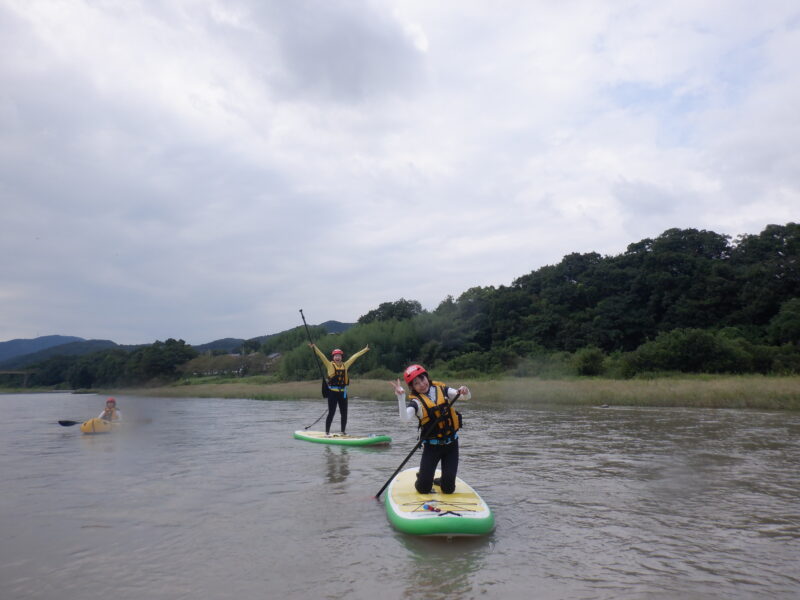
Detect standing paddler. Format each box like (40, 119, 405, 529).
(309, 343, 370, 436)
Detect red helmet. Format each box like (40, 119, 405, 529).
(331, 349, 343, 356)
(403, 364, 428, 384)
(106, 398, 116, 405)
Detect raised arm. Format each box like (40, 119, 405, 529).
(344, 344, 370, 368)
(309, 343, 334, 375)
(389, 379, 417, 422)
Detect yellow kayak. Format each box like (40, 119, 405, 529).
(79, 418, 121, 434)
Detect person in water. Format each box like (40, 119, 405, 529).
(98, 397, 122, 422)
(310, 343, 370, 436)
(390, 364, 470, 494)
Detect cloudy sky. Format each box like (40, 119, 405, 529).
(1, 0, 798, 346)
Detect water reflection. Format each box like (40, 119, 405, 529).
(325, 446, 350, 483)
(320, 442, 392, 485)
(400, 534, 494, 600)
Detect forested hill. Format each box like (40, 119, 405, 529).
(278, 223, 800, 379)
(490, 223, 799, 353)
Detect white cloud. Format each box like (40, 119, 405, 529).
(1, 0, 798, 344)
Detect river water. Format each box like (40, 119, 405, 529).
(1, 392, 799, 600)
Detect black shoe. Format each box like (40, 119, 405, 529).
(433, 478, 442, 487)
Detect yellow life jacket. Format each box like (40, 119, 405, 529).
(410, 381, 462, 440)
(328, 363, 348, 388)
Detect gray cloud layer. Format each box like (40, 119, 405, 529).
(1, 0, 798, 344)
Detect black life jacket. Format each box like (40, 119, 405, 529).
(409, 381, 462, 441)
(328, 363, 348, 387)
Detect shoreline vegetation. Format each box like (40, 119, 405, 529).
(89, 375, 800, 410)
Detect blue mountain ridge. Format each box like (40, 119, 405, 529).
(0, 321, 353, 369)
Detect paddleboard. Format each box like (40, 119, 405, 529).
(79, 418, 120, 434)
(293, 430, 391, 446)
(384, 467, 495, 537)
(294, 429, 392, 446)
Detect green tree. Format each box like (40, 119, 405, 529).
(261, 326, 326, 355)
(729, 223, 800, 325)
(125, 339, 198, 382)
(573, 347, 606, 376)
(30, 355, 77, 387)
(358, 299, 424, 324)
(768, 298, 800, 345)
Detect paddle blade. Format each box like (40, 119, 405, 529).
(58, 420, 81, 426)
(321, 379, 329, 398)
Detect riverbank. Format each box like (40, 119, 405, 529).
(101, 375, 800, 410)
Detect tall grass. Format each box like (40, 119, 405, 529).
(107, 375, 800, 410)
(464, 376, 800, 409)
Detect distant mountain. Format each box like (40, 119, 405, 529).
(0, 335, 84, 363)
(192, 338, 246, 353)
(320, 320, 355, 334)
(192, 322, 354, 353)
(0, 321, 356, 368)
(0, 339, 133, 369)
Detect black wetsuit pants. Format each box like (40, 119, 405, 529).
(325, 389, 347, 434)
(416, 438, 459, 494)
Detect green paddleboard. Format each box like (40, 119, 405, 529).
(385, 467, 495, 537)
(293, 430, 391, 446)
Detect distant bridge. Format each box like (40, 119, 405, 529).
(0, 370, 38, 387)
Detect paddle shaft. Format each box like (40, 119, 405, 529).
(59, 419, 115, 427)
(299, 309, 328, 383)
(374, 392, 461, 500)
(58, 418, 149, 427)
(299, 309, 330, 427)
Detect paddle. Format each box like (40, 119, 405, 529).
(299, 308, 329, 429)
(374, 392, 461, 500)
(58, 418, 151, 427)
